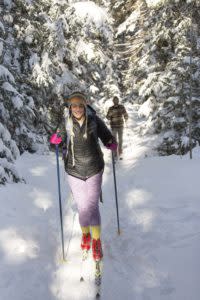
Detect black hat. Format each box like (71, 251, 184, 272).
(113, 96, 119, 101)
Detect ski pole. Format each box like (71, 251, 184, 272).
(55, 144, 66, 261)
(111, 151, 121, 235)
(100, 189, 103, 203)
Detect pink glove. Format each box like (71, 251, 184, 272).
(106, 143, 118, 151)
(50, 133, 62, 145)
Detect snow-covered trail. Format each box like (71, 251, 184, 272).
(1, 105, 200, 300)
(0, 154, 57, 300)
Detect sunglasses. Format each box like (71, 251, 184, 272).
(70, 103, 85, 109)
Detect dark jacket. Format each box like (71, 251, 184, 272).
(106, 104, 128, 128)
(64, 114, 113, 180)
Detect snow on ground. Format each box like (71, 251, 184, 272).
(1, 105, 200, 300)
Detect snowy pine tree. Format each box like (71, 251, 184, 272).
(113, 0, 200, 155)
(0, 0, 49, 184)
(1, 0, 200, 184)
(0, 0, 119, 184)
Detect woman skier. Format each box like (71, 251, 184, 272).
(51, 92, 117, 261)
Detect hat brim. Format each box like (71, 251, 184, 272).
(65, 92, 86, 102)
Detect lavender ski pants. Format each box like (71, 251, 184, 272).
(67, 171, 103, 227)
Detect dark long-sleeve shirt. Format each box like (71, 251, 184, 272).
(106, 104, 128, 128)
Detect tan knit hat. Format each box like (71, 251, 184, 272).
(64, 91, 87, 106)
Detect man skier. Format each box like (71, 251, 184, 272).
(106, 96, 128, 159)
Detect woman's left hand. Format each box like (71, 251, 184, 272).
(106, 142, 118, 151)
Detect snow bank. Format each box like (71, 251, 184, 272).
(72, 1, 109, 28)
(146, 0, 165, 7)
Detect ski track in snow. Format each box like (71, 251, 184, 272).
(1, 105, 200, 300)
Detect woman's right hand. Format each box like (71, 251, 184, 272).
(50, 133, 62, 145)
